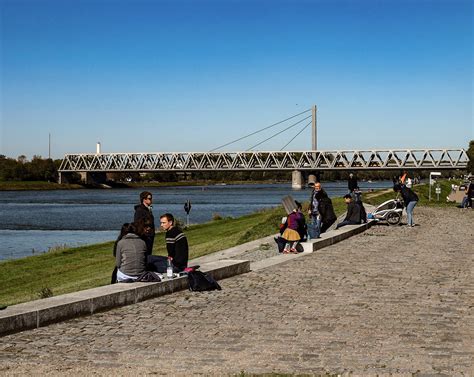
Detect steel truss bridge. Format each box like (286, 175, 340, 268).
(59, 148, 468, 173)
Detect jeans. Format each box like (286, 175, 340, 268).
(307, 216, 321, 239)
(406, 201, 417, 226)
(336, 220, 359, 229)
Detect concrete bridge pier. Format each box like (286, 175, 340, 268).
(307, 174, 317, 186)
(292, 170, 303, 189)
(60, 172, 108, 185)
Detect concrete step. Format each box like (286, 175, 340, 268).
(0, 259, 250, 336)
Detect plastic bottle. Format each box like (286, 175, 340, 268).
(166, 257, 174, 279)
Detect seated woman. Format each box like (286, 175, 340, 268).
(115, 223, 148, 282)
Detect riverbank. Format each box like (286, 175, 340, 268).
(0, 181, 84, 191)
(0, 179, 289, 191)
(0, 198, 345, 306)
(0, 183, 461, 307)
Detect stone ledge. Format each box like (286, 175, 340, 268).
(0, 259, 250, 337)
(301, 220, 375, 253)
(252, 220, 375, 271)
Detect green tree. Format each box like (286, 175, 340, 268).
(467, 140, 474, 174)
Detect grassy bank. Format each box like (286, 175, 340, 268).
(0, 199, 346, 306)
(0, 181, 83, 191)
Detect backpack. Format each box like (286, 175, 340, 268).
(187, 270, 222, 292)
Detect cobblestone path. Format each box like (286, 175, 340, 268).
(1, 207, 473, 376)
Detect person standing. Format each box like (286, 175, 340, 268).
(348, 173, 358, 194)
(134, 191, 155, 255)
(307, 182, 322, 239)
(308, 182, 337, 237)
(394, 183, 419, 227)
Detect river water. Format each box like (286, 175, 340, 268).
(0, 181, 392, 261)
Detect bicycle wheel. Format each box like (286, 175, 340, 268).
(386, 211, 401, 225)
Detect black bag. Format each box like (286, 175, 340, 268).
(136, 271, 162, 282)
(187, 270, 222, 292)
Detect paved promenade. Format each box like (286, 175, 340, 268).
(1, 207, 473, 376)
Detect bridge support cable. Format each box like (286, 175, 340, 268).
(247, 115, 312, 151)
(209, 108, 311, 152)
(280, 120, 312, 151)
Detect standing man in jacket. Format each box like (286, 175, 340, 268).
(134, 191, 155, 255)
(308, 182, 337, 236)
(348, 173, 358, 195)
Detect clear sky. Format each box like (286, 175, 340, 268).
(1, 0, 472, 159)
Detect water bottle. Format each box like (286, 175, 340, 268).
(166, 257, 174, 279)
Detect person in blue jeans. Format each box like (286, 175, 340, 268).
(393, 183, 419, 227)
(308, 182, 336, 238)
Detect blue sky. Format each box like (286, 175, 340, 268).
(1, 0, 472, 159)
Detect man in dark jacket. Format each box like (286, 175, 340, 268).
(348, 173, 358, 194)
(336, 194, 362, 229)
(309, 182, 337, 234)
(394, 183, 419, 227)
(134, 191, 155, 254)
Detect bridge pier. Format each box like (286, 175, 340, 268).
(307, 174, 317, 186)
(292, 170, 303, 190)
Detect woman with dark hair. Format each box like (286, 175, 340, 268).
(110, 223, 132, 283)
(115, 223, 148, 282)
(134, 191, 155, 254)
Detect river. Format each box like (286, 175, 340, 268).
(0, 181, 393, 261)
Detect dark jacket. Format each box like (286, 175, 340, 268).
(165, 226, 189, 271)
(467, 182, 474, 198)
(344, 202, 361, 223)
(348, 176, 358, 192)
(134, 204, 155, 235)
(314, 189, 337, 233)
(134, 204, 155, 254)
(400, 186, 419, 207)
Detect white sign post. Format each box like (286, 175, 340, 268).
(435, 186, 441, 201)
(429, 172, 441, 201)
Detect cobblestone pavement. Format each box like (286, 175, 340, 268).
(1, 207, 473, 376)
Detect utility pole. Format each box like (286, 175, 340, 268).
(311, 105, 317, 151)
(48, 133, 51, 159)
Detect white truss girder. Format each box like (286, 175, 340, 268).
(58, 149, 469, 172)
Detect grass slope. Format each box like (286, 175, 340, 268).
(0, 199, 346, 306)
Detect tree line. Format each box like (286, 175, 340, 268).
(0, 155, 60, 182)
